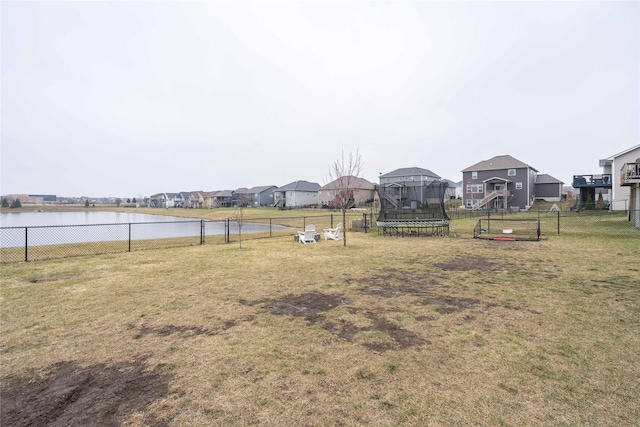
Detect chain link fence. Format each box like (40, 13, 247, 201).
(0, 213, 366, 263)
(2, 210, 637, 263)
(458, 209, 640, 239)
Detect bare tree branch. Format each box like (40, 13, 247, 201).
(326, 148, 364, 247)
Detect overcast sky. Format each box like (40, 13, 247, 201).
(1, 1, 638, 198)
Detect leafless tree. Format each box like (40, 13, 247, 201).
(326, 148, 364, 247)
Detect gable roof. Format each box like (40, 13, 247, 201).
(277, 180, 320, 191)
(319, 176, 375, 191)
(212, 190, 233, 198)
(461, 155, 538, 172)
(600, 144, 640, 165)
(233, 187, 252, 194)
(535, 174, 564, 184)
(249, 185, 277, 193)
(380, 167, 440, 179)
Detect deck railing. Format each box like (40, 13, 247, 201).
(572, 174, 613, 187)
(620, 162, 640, 184)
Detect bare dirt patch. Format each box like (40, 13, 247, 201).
(433, 256, 496, 271)
(132, 324, 217, 339)
(1, 358, 172, 427)
(323, 312, 426, 352)
(361, 281, 446, 298)
(422, 296, 480, 314)
(263, 292, 352, 324)
(263, 292, 425, 352)
(358, 270, 447, 298)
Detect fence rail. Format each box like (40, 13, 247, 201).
(1, 210, 637, 263)
(0, 213, 370, 263)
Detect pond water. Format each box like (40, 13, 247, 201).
(0, 211, 288, 248)
(0, 211, 187, 227)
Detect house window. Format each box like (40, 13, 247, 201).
(515, 182, 523, 190)
(471, 171, 478, 179)
(467, 184, 483, 193)
(508, 169, 516, 176)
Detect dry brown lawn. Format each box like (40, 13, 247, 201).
(1, 227, 638, 426)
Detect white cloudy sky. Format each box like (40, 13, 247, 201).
(1, 0, 638, 198)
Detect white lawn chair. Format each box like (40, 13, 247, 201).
(323, 222, 342, 241)
(298, 225, 317, 244)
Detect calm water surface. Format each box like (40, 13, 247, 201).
(0, 211, 188, 227)
(0, 211, 288, 248)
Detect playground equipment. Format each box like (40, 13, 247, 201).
(375, 180, 450, 237)
(474, 218, 541, 241)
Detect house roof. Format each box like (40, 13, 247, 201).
(600, 144, 640, 165)
(461, 155, 538, 172)
(233, 187, 252, 194)
(535, 174, 564, 184)
(319, 176, 375, 191)
(277, 180, 320, 191)
(249, 185, 277, 193)
(212, 190, 234, 198)
(380, 167, 441, 179)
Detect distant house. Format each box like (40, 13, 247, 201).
(249, 185, 278, 207)
(212, 190, 234, 208)
(188, 191, 216, 208)
(232, 188, 253, 207)
(599, 145, 640, 211)
(231, 186, 277, 207)
(379, 167, 441, 185)
(187, 192, 201, 208)
(375, 167, 450, 236)
(273, 180, 320, 208)
(534, 174, 564, 202)
(442, 180, 461, 200)
(318, 176, 376, 208)
(461, 155, 540, 210)
(376, 167, 449, 211)
(149, 192, 184, 208)
(179, 192, 194, 207)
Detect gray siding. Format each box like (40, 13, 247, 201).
(462, 167, 534, 209)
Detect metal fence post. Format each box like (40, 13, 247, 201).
(201, 220, 205, 245)
(269, 218, 272, 238)
(128, 223, 132, 252)
(25, 227, 28, 262)
(225, 218, 230, 243)
(558, 210, 561, 235)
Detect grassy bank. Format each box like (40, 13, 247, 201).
(1, 223, 638, 426)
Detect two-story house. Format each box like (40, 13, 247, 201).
(273, 180, 320, 208)
(318, 176, 376, 208)
(599, 145, 640, 212)
(461, 155, 538, 211)
(375, 167, 450, 235)
(149, 192, 185, 208)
